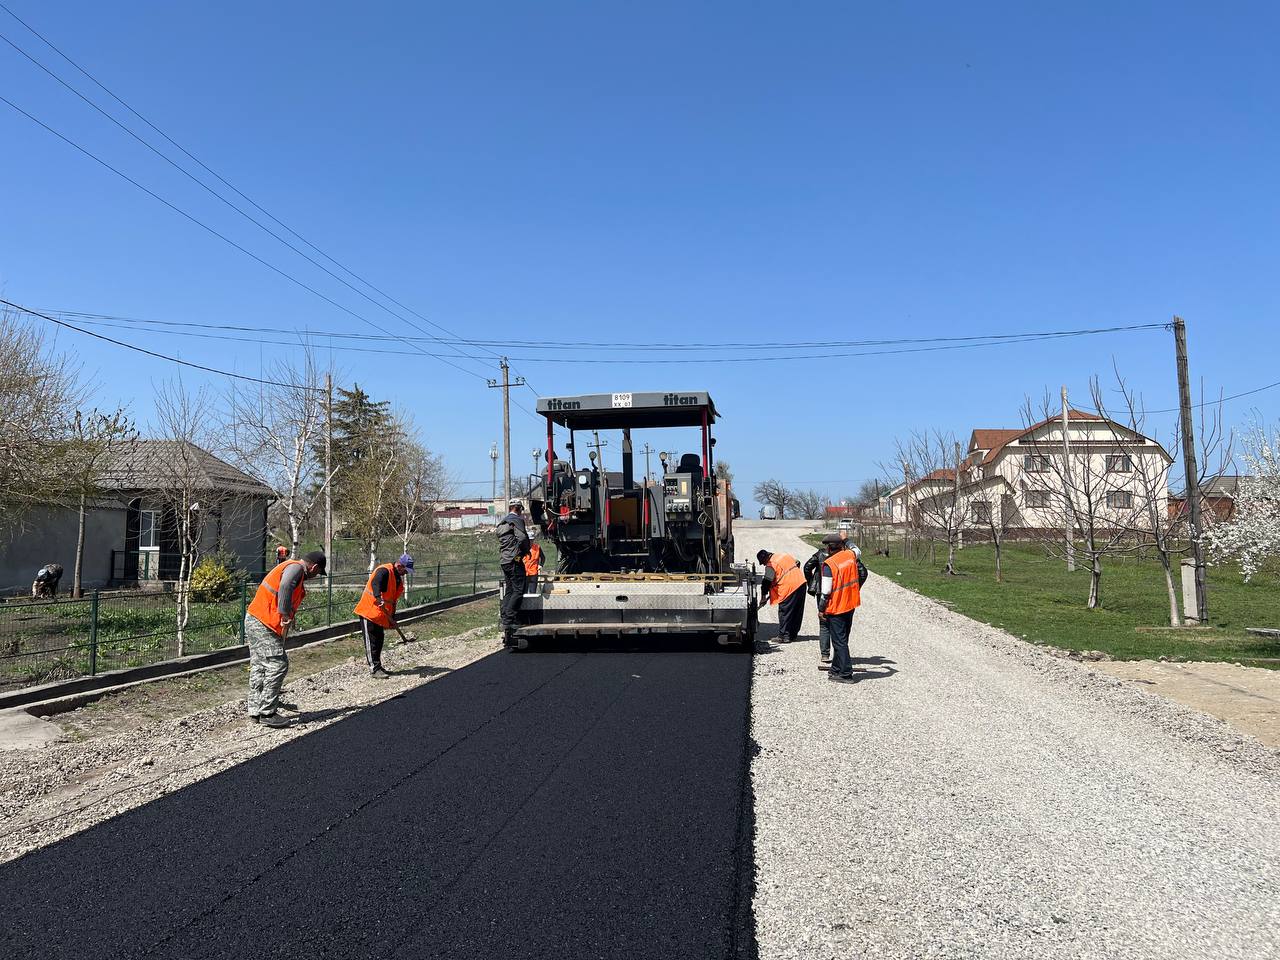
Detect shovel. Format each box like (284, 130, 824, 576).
(389, 617, 417, 644)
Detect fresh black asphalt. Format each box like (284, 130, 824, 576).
(0, 644, 757, 959)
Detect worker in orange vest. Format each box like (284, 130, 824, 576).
(817, 533, 862, 683)
(245, 550, 326, 726)
(756, 549, 806, 643)
(353, 553, 414, 678)
(275, 544, 289, 564)
(523, 541, 543, 589)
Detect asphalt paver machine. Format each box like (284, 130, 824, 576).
(511, 390, 758, 649)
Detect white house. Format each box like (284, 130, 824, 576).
(912, 411, 1172, 535)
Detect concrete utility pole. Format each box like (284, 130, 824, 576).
(324, 372, 334, 597)
(489, 442, 498, 503)
(588, 430, 608, 469)
(1062, 385, 1076, 573)
(532, 447, 541, 485)
(1173, 316, 1209, 623)
(953, 440, 963, 556)
(487, 358, 525, 510)
(902, 460, 911, 559)
(641, 442, 654, 483)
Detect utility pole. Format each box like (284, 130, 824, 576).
(902, 460, 911, 559)
(641, 442, 654, 483)
(324, 372, 333, 603)
(532, 447, 541, 484)
(1174, 316, 1208, 623)
(952, 440, 963, 559)
(487, 357, 525, 510)
(588, 430, 609, 469)
(489, 442, 498, 503)
(1062, 385, 1076, 573)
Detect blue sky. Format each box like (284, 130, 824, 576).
(2, 1, 1276, 508)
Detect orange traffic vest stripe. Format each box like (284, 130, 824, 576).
(354, 562, 404, 628)
(823, 550, 861, 615)
(247, 559, 307, 637)
(523, 544, 542, 576)
(766, 553, 805, 605)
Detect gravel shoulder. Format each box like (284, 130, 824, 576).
(738, 521, 1280, 960)
(0, 605, 503, 865)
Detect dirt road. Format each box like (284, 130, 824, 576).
(740, 520, 1279, 960)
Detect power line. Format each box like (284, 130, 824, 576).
(0, 7, 495, 378)
(1, 298, 317, 389)
(37, 311, 1171, 353)
(0, 92, 495, 384)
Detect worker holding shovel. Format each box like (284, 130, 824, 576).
(245, 550, 327, 727)
(354, 553, 414, 678)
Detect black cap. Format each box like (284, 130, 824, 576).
(302, 550, 327, 573)
(821, 533, 842, 545)
(756, 550, 771, 563)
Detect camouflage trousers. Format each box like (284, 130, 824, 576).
(245, 615, 289, 717)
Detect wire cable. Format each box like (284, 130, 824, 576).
(0, 298, 319, 389)
(0, 92, 493, 383)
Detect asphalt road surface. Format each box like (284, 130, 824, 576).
(0, 646, 756, 959)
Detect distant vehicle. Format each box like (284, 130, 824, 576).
(838, 518, 854, 532)
(758, 505, 779, 520)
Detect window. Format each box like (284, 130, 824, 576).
(1023, 455, 1050, 473)
(139, 509, 158, 549)
(1106, 455, 1133, 473)
(1107, 491, 1133, 509)
(1025, 490, 1050, 508)
(971, 502, 991, 523)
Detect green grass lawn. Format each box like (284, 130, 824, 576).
(804, 535, 1280, 666)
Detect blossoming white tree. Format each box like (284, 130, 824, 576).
(1207, 421, 1280, 581)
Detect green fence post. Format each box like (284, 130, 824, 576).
(473, 560, 478, 594)
(238, 579, 249, 643)
(436, 562, 442, 601)
(88, 590, 100, 676)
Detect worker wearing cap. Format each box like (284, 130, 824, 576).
(817, 533, 862, 683)
(496, 501, 531, 644)
(275, 544, 289, 564)
(31, 562, 64, 599)
(353, 553, 413, 677)
(756, 549, 806, 643)
(245, 550, 326, 727)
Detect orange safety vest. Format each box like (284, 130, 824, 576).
(247, 559, 308, 637)
(523, 543, 542, 577)
(822, 550, 861, 616)
(353, 562, 404, 628)
(766, 552, 805, 605)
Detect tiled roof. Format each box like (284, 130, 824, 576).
(100, 440, 272, 497)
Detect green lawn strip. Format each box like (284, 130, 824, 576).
(58, 598, 500, 740)
(802, 534, 1280, 666)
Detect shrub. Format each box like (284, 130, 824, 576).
(189, 557, 238, 603)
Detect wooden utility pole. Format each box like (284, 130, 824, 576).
(487, 358, 525, 510)
(1173, 316, 1208, 622)
(1062, 385, 1075, 572)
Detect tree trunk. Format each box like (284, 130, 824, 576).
(290, 516, 301, 559)
(1087, 554, 1102, 609)
(74, 491, 87, 598)
(1159, 552, 1180, 627)
(176, 549, 189, 657)
(993, 538, 1003, 583)
(367, 536, 377, 573)
(945, 536, 957, 574)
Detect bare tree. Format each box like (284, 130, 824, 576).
(961, 479, 1015, 582)
(1019, 381, 1152, 609)
(850, 479, 882, 508)
(790, 488, 825, 520)
(0, 308, 85, 537)
(341, 416, 408, 572)
(1207, 417, 1280, 581)
(896, 430, 964, 573)
(64, 408, 137, 597)
(714, 460, 734, 485)
(153, 379, 228, 656)
(225, 352, 330, 559)
(753, 478, 792, 519)
(1109, 369, 1230, 625)
(395, 431, 449, 554)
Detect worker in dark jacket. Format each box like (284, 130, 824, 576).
(496, 502, 531, 643)
(32, 563, 64, 599)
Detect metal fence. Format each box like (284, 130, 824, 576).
(0, 561, 502, 693)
